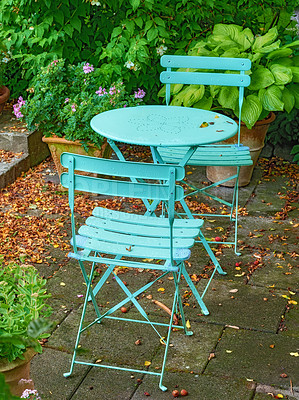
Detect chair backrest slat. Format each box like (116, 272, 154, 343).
(160, 71, 250, 87)
(60, 173, 184, 201)
(61, 152, 185, 181)
(160, 55, 251, 146)
(161, 55, 251, 71)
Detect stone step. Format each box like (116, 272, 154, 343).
(0, 108, 50, 189)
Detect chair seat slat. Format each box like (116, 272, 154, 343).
(79, 225, 195, 248)
(92, 207, 204, 228)
(73, 235, 191, 260)
(86, 216, 200, 238)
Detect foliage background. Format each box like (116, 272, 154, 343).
(0, 0, 298, 99)
(0, 0, 298, 145)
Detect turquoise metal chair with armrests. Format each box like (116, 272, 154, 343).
(158, 55, 252, 255)
(61, 152, 210, 392)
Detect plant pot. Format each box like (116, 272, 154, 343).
(0, 348, 36, 396)
(42, 136, 112, 177)
(206, 112, 276, 187)
(0, 86, 10, 114)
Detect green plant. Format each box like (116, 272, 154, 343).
(1, 0, 298, 100)
(291, 144, 299, 164)
(13, 59, 145, 150)
(0, 261, 52, 363)
(159, 24, 299, 128)
(0, 42, 10, 87)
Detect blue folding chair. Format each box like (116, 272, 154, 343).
(61, 152, 213, 391)
(158, 55, 252, 255)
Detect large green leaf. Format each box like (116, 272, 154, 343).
(285, 40, 299, 49)
(211, 24, 253, 51)
(248, 67, 275, 90)
(218, 86, 239, 109)
(193, 96, 213, 110)
(269, 57, 294, 67)
(266, 48, 292, 60)
(261, 85, 284, 111)
(252, 27, 278, 51)
(282, 87, 295, 113)
(182, 85, 205, 107)
(270, 64, 293, 85)
(253, 40, 281, 54)
(290, 67, 299, 83)
(288, 84, 299, 108)
(239, 95, 263, 129)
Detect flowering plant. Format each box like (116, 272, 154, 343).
(14, 59, 146, 150)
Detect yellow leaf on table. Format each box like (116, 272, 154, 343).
(282, 295, 290, 299)
(276, 395, 284, 399)
(60, 282, 66, 286)
(290, 352, 299, 357)
(186, 320, 191, 329)
(288, 300, 298, 305)
(226, 350, 233, 353)
(158, 288, 165, 292)
(144, 361, 151, 366)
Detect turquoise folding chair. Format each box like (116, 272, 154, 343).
(61, 152, 212, 391)
(158, 55, 252, 255)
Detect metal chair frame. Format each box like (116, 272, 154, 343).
(61, 152, 215, 391)
(158, 55, 252, 255)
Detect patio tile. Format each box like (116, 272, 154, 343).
(31, 348, 88, 400)
(132, 373, 255, 400)
(192, 280, 287, 332)
(205, 328, 299, 388)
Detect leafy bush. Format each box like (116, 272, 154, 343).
(0, 0, 298, 99)
(0, 261, 52, 363)
(266, 109, 299, 145)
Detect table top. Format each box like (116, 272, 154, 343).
(90, 105, 238, 147)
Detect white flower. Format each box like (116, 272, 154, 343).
(156, 45, 167, 56)
(29, 26, 34, 30)
(124, 60, 135, 69)
(91, 0, 101, 5)
(1, 57, 9, 63)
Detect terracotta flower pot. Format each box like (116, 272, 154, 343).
(42, 136, 112, 177)
(206, 112, 276, 187)
(0, 86, 10, 114)
(0, 348, 36, 396)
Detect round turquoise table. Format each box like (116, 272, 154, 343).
(90, 105, 237, 147)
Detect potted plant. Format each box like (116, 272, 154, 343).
(159, 24, 299, 185)
(13, 59, 146, 176)
(0, 261, 52, 396)
(0, 42, 10, 114)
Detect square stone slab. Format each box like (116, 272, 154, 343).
(150, 321, 223, 374)
(132, 373, 255, 400)
(31, 348, 89, 400)
(205, 328, 299, 388)
(193, 280, 287, 332)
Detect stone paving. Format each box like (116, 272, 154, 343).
(23, 157, 299, 400)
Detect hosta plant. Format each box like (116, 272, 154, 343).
(0, 261, 52, 363)
(159, 24, 299, 128)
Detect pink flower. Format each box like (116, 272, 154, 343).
(109, 85, 116, 95)
(71, 103, 76, 112)
(83, 63, 94, 74)
(13, 99, 25, 119)
(96, 87, 107, 96)
(134, 88, 146, 99)
(64, 98, 70, 103)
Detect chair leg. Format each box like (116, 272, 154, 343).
(64, 261, 97, 377)
(233, 167, 241, 256)
(173, 266, 193, 336)
(159, 278, 180, 391)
